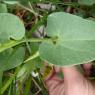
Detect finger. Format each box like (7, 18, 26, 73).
(61, 66, 88, 95)
(83, 62, 92, 76)
(45, 67, 63, 91)
(45, 75, 63, 92)
(62, 66, 95, 95)
(45, 78, 60, 91)
(49, 82, 64, 95)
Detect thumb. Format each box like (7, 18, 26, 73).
(61, 66, 87, 95)
(62, 66, 95, 95)
(61, 66, 84, 83)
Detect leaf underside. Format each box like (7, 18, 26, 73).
(39, 12, 95, 66)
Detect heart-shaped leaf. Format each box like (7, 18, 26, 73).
(0, 47, 25, 71)
(39, 12, 95, 66)
(0, 13, 25, 43)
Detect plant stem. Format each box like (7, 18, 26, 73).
(23, 77, 31, 95)
(1, 74, 14, 94)
(0, 37, 57, 53)
(24, 51, 39, 63)
(17, 3, 38, 17)
(25, 38, 55, 43)
(24, 37, 32, 54)
(32, 78, 42, 92)
(0, 70, 3, 95)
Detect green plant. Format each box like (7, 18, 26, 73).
(0, 0, 95, 94)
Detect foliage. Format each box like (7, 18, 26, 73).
(0, 0, 95, 94)
(39, 12, 95, 66)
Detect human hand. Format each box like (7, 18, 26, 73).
(45, 63, 95, 95)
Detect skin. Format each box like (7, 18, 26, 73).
(45, 63, 95, 95)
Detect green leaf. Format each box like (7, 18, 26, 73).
(30, 43, 39, 55)
(39, 12, 95, 66)
(78, 0, 95, 5)
(0, 47, 25, 71)
(0, 13, 25, 43)
(19, 0, 29, 5)
(3, 0, 29, 5)
(3, 0, 19, 4)
(0, 3, 7, 13)
(31, 57, 44, 69)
